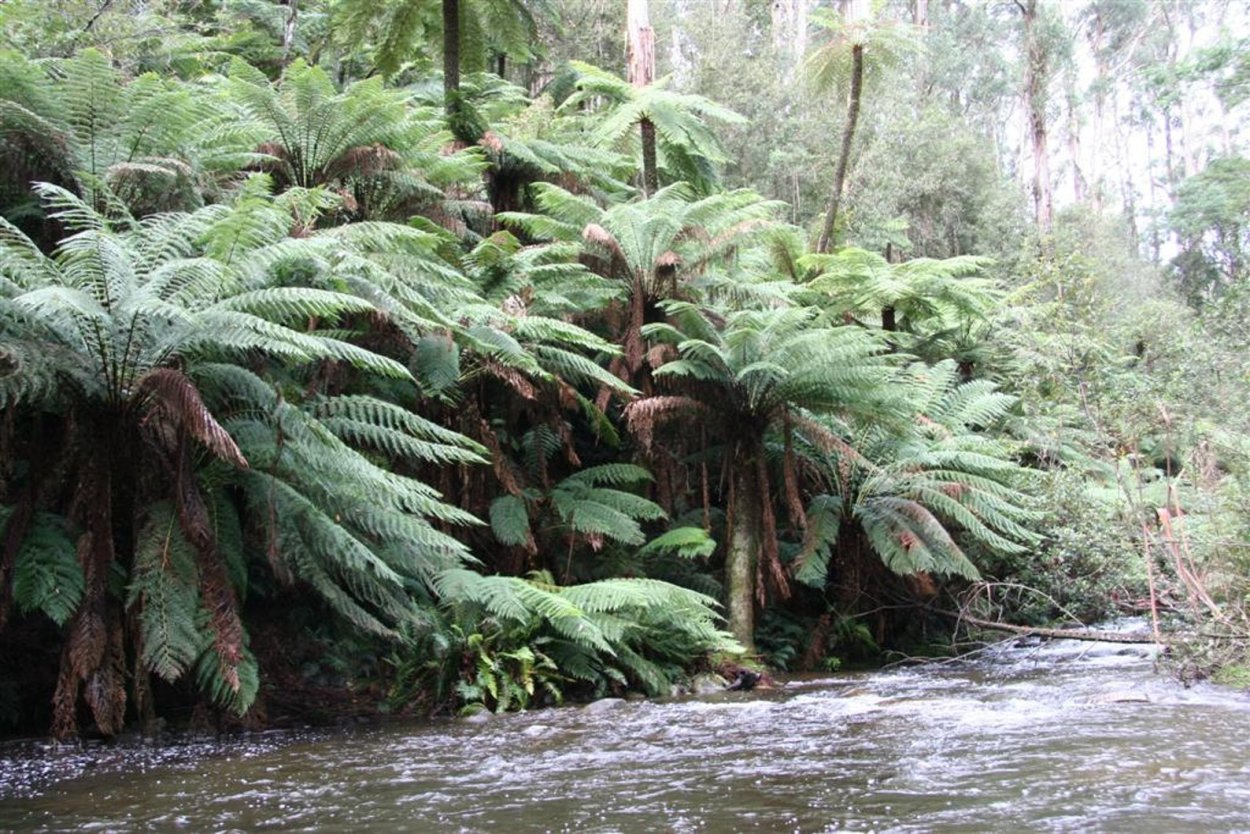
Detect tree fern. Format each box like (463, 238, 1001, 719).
(224, 58, 482, 223)
(806, 360, 1041, 585)
(0, 50, 244, 221)
(560, 62, 747, 193)
(0, 180, 487, 734)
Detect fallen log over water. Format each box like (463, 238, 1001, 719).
(935, 610, 1159, 644)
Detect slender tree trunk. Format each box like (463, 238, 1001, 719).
(816, 42, 864, 253)
(726, 467, 759, 654)
(1113, 86, 1139, 252)
(1145, 112, 1162, 262)
(443, 0, 461, 118)
(281, 0, 299, 65)
(627, 0, 657, 196)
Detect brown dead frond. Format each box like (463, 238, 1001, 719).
(782, 416, 808, 530)
(480, 357, 537, 400)
(624, 395, 706, 449)
(138, 368, 248, 469)
(583, 223, 626, 263)
(479, 130, 506, 154)
(477, 418, 523, 496)
(175, 442, 245, 689)
(655, 250, 681, 268)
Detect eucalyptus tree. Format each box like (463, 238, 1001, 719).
(0, 180, 486, 737)
(1011, 0, 1070, 234)
(628, 304, 902, 652)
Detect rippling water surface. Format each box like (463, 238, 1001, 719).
(3, 630, 1249, 832)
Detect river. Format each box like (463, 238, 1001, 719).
(3, 628, 1249, 832)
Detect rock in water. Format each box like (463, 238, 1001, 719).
(726, 670, 762, 691)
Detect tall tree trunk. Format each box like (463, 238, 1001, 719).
(443, 0, 461, 118)
(1145, 112, 1162, 262)
(1112, 85, 1139, 251)
(913, 0, 928, 28)
(627, 0, 657, 196)
(726, 466, 759, 654)
(1089, 10, 1106, 212)
(281, 0, 299, 66)
(1067, 87, 1086, 204)
(771, 0, 809, 77)
(1021, 0, 1053, 233)
(816, 42, 864, 253)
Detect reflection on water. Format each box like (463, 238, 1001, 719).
(3, 628, 1249, 832)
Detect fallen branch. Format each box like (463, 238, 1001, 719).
(935, 609, 1160, 645)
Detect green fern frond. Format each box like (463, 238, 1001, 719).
(11, 513, 83, 627)
(489, 495, 531, 547)
(194, 643, 259, 716)
(636, 526, 717, 559)
(561, 463, 653, 488)
(128, 502, 203, 682)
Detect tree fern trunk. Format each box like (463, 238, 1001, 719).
(640, 118, 659, 196)
(726, 468, 758, 654)
(627, 0, 657, 196)
(816, 42, 863, 254)
(881, 305, 896, 332)
(0, 485, 35, 631)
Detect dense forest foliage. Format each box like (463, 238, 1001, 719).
(0, 0, 1247, 738)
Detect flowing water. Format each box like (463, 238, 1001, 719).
(3, 628, 1250, 832)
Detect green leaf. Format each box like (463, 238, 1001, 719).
(12, 513, 83, 626)
(637, 527, 717, 559)
(490, 495, 531, 547)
